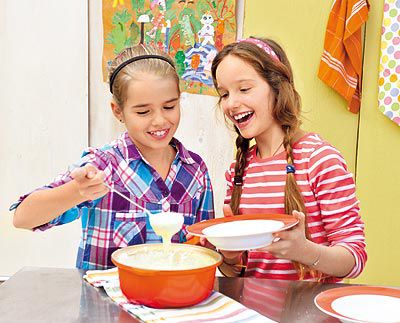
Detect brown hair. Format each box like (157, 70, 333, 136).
(108, 44, 179, 108)
(211, 38, 319, 280)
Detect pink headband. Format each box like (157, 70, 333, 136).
(238, 38, 280, 62)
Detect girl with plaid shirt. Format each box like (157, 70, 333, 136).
(11, 45, 214, 269)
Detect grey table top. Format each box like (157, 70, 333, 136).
(0, 267, 357, 322)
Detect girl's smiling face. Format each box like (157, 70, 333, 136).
(112, 73, 180, 156)
(215, 54, 280, 141)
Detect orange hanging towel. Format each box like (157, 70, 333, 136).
(318, 0, 370, 113)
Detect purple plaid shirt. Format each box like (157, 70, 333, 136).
(11, 132, 214, 269)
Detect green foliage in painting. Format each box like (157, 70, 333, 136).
(128, 22, 140, 46)
(112, 9, 132, 25)
(189, 14, 201, 34)
(106, 9, 133, 53)
(165, 0, 175, 11)
(165, 6, 177, 22)
(180, 7, 195, 19)
(175, 50, 186, 76)
(178, 7, 201, 36)
(196, 0, 210, 15)
(225, 20, 234, 33)
(131, 0, 145, 11)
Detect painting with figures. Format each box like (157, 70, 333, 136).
(103, 0, 236, 95)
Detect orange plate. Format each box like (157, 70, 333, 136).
(187, 213, 298, 237)
(314, 285, 400, 322)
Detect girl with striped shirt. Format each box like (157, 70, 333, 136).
(210, 37, 366, 282)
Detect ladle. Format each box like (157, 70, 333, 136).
(103, 182, 184, 243)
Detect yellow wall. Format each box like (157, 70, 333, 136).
(244, 0, 400, 286)
(357, 0, 400, 286)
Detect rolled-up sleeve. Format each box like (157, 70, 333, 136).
(10, 147, 113, 231)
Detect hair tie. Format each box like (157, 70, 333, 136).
(286, 164, 296, 174)
(233, 176, 243, 186)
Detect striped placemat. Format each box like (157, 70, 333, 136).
(84, 268, 273, 322)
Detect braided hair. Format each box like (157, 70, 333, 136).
(211, 38, 321, 280)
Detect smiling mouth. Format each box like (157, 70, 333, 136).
(148, 129, 169, 138)
(233, 111, 254, 124)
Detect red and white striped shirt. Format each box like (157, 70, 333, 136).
(224, 133, 366, 281)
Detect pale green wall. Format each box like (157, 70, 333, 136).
(244, 0, 400, 286)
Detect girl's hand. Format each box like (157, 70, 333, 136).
(70, 164, 109, 201)
(218, 249, 243, 262)
(258, 211, 312, 263)
(185, 233, 216, 250)
(185, 233, 200, 245)
(223, 204, 234, 217)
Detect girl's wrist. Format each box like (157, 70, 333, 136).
(68, 180, 90, 204)
(303, 241, 322, 267)
(218, 251, 247, 277)
(310, 245, 322, 267)
(220, 251, 243, 265)
(224, 255, 242, 266)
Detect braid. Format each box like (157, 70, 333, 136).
(211, 38, 323, 280)
(283, 127, 321, 280)
(283, 129, 306, 215)
(230, 132, 250, 215)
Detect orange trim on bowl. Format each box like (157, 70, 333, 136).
(187, 213, 299, 237)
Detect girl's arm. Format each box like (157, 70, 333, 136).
(13, 164, 108, 229)
(268, 211, 358, 278)
(306, 145, 366, 278)
(263, 145, 366, 278)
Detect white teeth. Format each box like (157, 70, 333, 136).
(233, 111, 253, 121)
(150, 130, 167, 137)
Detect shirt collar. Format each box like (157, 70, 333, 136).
(115, 132, 195, 165)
